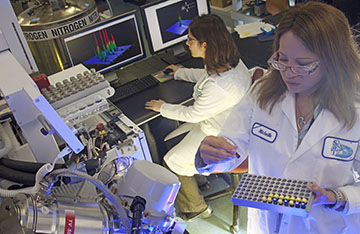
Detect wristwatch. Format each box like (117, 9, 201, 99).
(325, 188, 345, 211)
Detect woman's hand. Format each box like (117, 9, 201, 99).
(307, 183, 338, 207)
(199, 136, 239, 165)
(165, 64, 180, 75)
(145, 99, 165, 112)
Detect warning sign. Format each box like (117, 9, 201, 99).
(23, 9, 99, 42)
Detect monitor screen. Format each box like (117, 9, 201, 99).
(142, 0, 210, 54)
(64, 12, 145, 73)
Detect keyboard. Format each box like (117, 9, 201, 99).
(109, 75, 160, 103)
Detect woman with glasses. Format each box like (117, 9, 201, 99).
(145, 14, 251, 221)
(197, 2, 360, 233)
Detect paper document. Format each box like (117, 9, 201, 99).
(235, 22, 272, 38)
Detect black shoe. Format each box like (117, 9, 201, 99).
(199, 182, 211, 192)
(181, 205, 213, 222)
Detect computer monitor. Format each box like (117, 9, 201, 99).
(63, 11, 145, 73)
(141, 0, 210, 55)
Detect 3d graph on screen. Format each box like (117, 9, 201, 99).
(166, 13, 192, 35)
(84, 29, 132, 65)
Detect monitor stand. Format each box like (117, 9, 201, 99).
(159, 43, 192, 65)
(173, 43, 187, 57)
(103, 70, 119, 83)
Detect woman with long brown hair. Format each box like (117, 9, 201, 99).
(145, 14, 251, 221)
(197, 2, 360, 233)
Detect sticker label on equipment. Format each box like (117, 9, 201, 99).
(64, 209, 75, 234)
(23, 9, 99, 42)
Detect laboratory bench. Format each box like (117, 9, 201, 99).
(106, 52, 204, 164)
(107, 52, 204, 126)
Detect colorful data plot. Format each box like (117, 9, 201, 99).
(84, 45, 132, 65)
(166, 19, 192, 35)
(84, 28, 132, 65)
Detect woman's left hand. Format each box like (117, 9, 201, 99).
(307, 183, 336, 206)
(145, 99, 165, 112)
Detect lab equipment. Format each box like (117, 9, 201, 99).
(141, 0, 210, 59)
(42, 65, 115, 126)
(254, 1, 266, 16)
(0, 5, 185, 232)
(0, 59, 182, 233)
(63, 11, 145, 74)
(0, 159, 185, 234)
(0, 0, 38, 74)
(17, 0, 99, 75)
(0, 105, 183, 233)
(232, 173, 314, 217)
(0, 39, 84, 163)
(232, 0, 242, 11)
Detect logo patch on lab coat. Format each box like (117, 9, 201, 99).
(251, 122, 277, 143)
(322, 136, 358, 161)
(196, 88, 203, 97)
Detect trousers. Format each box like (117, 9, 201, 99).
(164, 163, 207, 213)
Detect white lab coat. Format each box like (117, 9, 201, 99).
(161, 60, 251, 176)
(198, 88, 360, 233)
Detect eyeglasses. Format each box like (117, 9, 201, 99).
(187, 36, 197, 43)
(267, 51, 320, 76)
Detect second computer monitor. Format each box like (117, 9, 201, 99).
(142, 0, 210, 54)
(64, 12, 145, 73)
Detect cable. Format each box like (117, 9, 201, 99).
(130, 196, 146, 234)
(105, 0, 113, 17)
(0, 146, 71, 197)
(0, 163, 53, 197)
(0, 165, 35, 185)
(0, 158, 64, 173)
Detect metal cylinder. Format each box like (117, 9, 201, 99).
(13, 193, 119, 234)
(18, 0, 99, 75)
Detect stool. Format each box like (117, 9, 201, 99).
(204, 158, 248, 234)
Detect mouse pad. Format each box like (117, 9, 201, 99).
(152, 64, 184, 83)
(153, 71, 173, 83)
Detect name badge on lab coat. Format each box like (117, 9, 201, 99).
(251, 122, 278, 143)
(322, 136, 358, 161)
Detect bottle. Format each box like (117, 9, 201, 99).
(232, 0, 242, 11)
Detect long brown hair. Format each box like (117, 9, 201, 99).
(189, 14, 240, 74)
(254, 1, 360, 128)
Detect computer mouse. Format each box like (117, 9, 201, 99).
(163, 68, 174, 75)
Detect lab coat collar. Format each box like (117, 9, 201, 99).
(282, 93, 341, 164)
(291, 108, 340, 161)
(280, 92, 297, 131)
